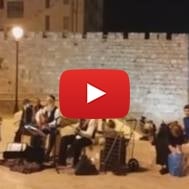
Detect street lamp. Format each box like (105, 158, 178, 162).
(11, 26, 24, 113)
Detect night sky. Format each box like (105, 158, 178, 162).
(103, 0, 189, 33)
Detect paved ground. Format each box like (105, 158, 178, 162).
(0, 117, 189, 189)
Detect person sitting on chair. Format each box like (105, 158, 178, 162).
(14, 99, 33, 142)
(31, 97, 44, 125)
(33, 98, 43, 114)
(35, 95, 60, 160)
(58, 119, 97, 167)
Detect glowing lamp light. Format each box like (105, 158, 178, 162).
(11, 26, 24, 40)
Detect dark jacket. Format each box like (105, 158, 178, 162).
(14, 105, 33, 142)
(155, 123, 170, 166)
(183, 117, 189, 139)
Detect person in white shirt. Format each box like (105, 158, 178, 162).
(37, 95, 60, 160)
(58, 119, 97, 167)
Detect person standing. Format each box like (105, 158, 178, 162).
(155, 122, 170, 174)
(183, 104, 189, 142)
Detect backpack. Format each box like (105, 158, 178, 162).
(75, 155, 99, 175)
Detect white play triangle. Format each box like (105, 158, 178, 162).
(87, 83, 106, 103)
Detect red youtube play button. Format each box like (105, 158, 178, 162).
(59, 69, 130, 119)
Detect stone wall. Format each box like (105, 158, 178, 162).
(0, 32, 188, 123)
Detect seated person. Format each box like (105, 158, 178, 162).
(96, 119, 107, 134)
(107, 119, 116, 130)
(58, 119, 97, 167)
(32, 97, 43, 124)
(35, 108, 48, 129)
(35, 95, 61, 160)
(14, 99, 33, 142)
(33, 98, 43, 115)
(183, 104, 189, 142)
(25, 109, 47, 148)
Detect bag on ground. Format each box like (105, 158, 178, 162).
(75, 155, 99, 175)
(168, 153, 183, 177)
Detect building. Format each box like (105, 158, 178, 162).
(0, 0, 85, 33)
(84, 0, 103, 32)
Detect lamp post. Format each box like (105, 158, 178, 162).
(11, 26, 24, 113)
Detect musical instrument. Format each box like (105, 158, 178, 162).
(55, 117, 79, 136)
(58, 117, 79, 127)
(58, 123, 79, 137)
(24, 125, 46, 138)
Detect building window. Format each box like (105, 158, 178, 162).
(63, 16, 69, 30)
(45, 0, 50, 8)
(0, 0, 4, 9)
(63, 0, 69, 5)
(7, 0, 24, 18)
(45, 15, 50, 31)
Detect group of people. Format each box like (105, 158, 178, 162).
(14, 95, 115, 167)
(1, 97, 189, 174)
(154, 104, 189, 175)
(14, 95, 60, 161)
(13, 95, 105, 168)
